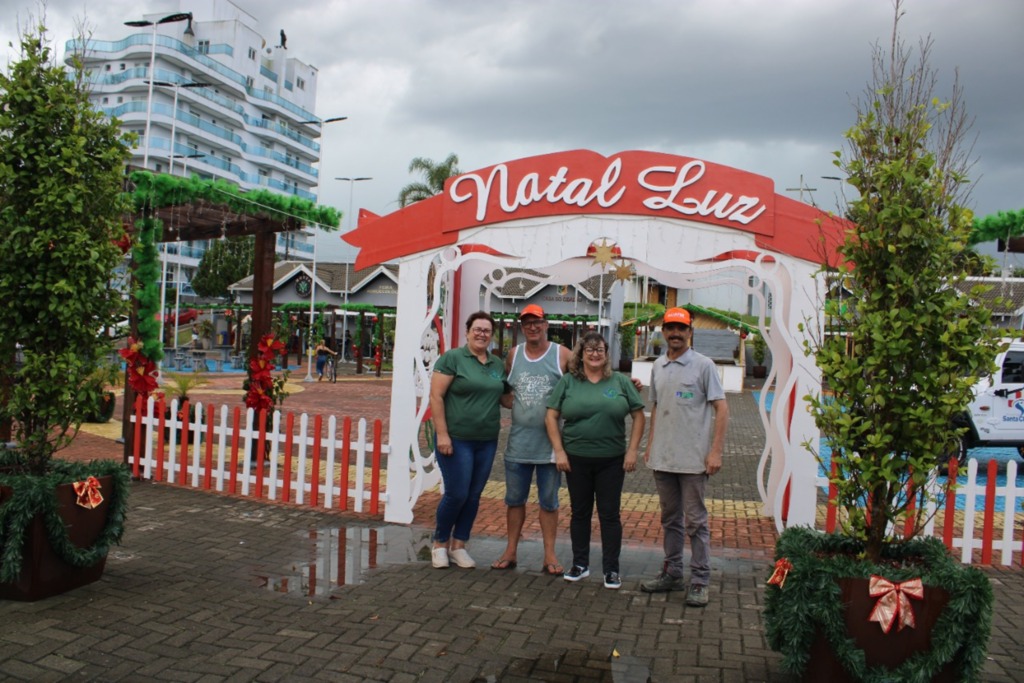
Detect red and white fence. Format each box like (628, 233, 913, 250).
(128, 396, 387, 514)
(819, 458, 1024, 567)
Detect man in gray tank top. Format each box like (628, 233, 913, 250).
(491, 305, 572, 575)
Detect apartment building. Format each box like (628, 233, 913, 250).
(65, 0, 321, 300)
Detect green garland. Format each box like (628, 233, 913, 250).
(968, 207, 1024, 245)
(0, 458, 130, 583)
(764, 526, 992, 682)
(128, 171, 340, 228)
(132, 216, 164, 361)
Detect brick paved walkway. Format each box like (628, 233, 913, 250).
(4, 364, 1019, 681)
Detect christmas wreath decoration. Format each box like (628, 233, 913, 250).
(0, 457, 130, 582)
(764, 526, 992, 682)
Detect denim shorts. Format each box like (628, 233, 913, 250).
(504, 460, 561, 511)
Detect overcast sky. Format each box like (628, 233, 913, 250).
(3, 0, 1022, 261)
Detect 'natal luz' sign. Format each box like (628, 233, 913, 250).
(346, 149, 834, 269)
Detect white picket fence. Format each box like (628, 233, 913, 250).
(128, 396, 388, 514)
(817, 457, 1024, 566)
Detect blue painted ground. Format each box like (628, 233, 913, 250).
(752, 391, 1024, 513)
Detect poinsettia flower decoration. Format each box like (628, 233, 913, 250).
(118, 337, 159, 397)
(243, 334, 290, 416)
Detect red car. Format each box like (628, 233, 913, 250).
(159, 308, 199, 325)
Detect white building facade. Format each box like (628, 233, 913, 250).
(65, 0, 321, 302)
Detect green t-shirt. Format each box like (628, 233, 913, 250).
(433, 345, 507, 440)
(547, 372, 645, 458)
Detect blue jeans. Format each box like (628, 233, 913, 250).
(504, 461, 560, 511)
(316, 355, 327, 375)
(433, 437, 498, 543)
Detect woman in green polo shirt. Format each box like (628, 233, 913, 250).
(429, 311, 507, 570)
(545, 331, 645, 589)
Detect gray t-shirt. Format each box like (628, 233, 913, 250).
(647, 348, 725, 473)
(505, 343, 563, 464)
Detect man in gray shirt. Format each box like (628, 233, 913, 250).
(639, 307, 729, 606)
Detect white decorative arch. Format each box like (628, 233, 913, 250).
(344, 151, 844, 527)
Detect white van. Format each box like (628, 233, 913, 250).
(956, 340, 1024, 457)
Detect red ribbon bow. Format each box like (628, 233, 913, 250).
(73, 477, 104, 509)
(767, 558, 792, 589)
(868, 575, 924, 633)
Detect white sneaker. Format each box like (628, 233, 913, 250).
(449, 548, 476, 568)
(431, 547, 449, 568)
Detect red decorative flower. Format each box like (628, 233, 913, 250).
(118, 337, 158, 397)
(243, 334, 290, 417)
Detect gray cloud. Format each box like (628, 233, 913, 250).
(4, 0, 1021, 261)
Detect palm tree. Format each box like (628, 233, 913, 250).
(398, 153, 460, 207)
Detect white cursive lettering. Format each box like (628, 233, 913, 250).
(639, 162, 766, 225)
(450, 159, 626, 222)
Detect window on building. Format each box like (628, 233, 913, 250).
(116, 96, 123, 104)
(248, 47, 256, 60)
(104, 64, 111, 72)
(119, 63, 126, 71)
(101, 96, 109, 104)
(245, 76, 254, 89)
(197, 40, 210, 54)
(296, 77, 305, 90)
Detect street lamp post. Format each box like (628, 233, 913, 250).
(126, 12, 193, 375)
(302, 116, 347, 382)
(336, 177, 372, 363)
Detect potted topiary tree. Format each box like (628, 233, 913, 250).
(765, 4, 996, 680)
(749, 333, 767, 379)
(0, 23, 132, 600)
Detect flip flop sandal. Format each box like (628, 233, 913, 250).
(490, 559, 517, 570)
(542, 563, 564, 576)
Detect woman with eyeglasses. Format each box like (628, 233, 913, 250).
(429, 311, 508, 569)
(545, 331, 645, 589)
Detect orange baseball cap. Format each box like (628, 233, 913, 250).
(663, 307, 691, 326)
(519, 304, 545, 319)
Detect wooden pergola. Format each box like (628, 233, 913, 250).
(143, 199, 304, 361)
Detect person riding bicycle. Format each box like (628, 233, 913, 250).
(315, 338, 337, 382)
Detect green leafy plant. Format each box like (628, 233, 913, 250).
(803, 6, 999, 564)
(750, 334, 767, 367)
(0, 23, 133, 475)
(768, 4, 996, 679)
(163, 373, 209, 405)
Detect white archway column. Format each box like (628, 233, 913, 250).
(384, 253, 436, 523)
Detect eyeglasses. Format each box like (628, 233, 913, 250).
(469, 327, 493, 336)
(521, 320, 546, 329)
(583, 346, 606, 355)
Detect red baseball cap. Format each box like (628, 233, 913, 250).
(663, 307, 691, 326)
(519, 304, 545, 319)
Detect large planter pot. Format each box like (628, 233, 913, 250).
(804, 578, 956, 682)
(0, 461, 129, 602)
(84, 391, 117, 423)
(752, 365, 767, 378)
(765, 527, 992, 682)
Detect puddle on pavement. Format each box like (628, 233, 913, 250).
(251, 523, 431, 598)
(472, 648, 652, 682)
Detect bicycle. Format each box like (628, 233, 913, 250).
(325, 355, 337, 383)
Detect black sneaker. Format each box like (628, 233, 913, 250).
(563, 565, 590, 582)
(640, 571, 686, 593)
(603, 572, 622, 589)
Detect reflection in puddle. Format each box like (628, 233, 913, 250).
(472, 648, 652, 682)
(252, 524, 431, 598)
